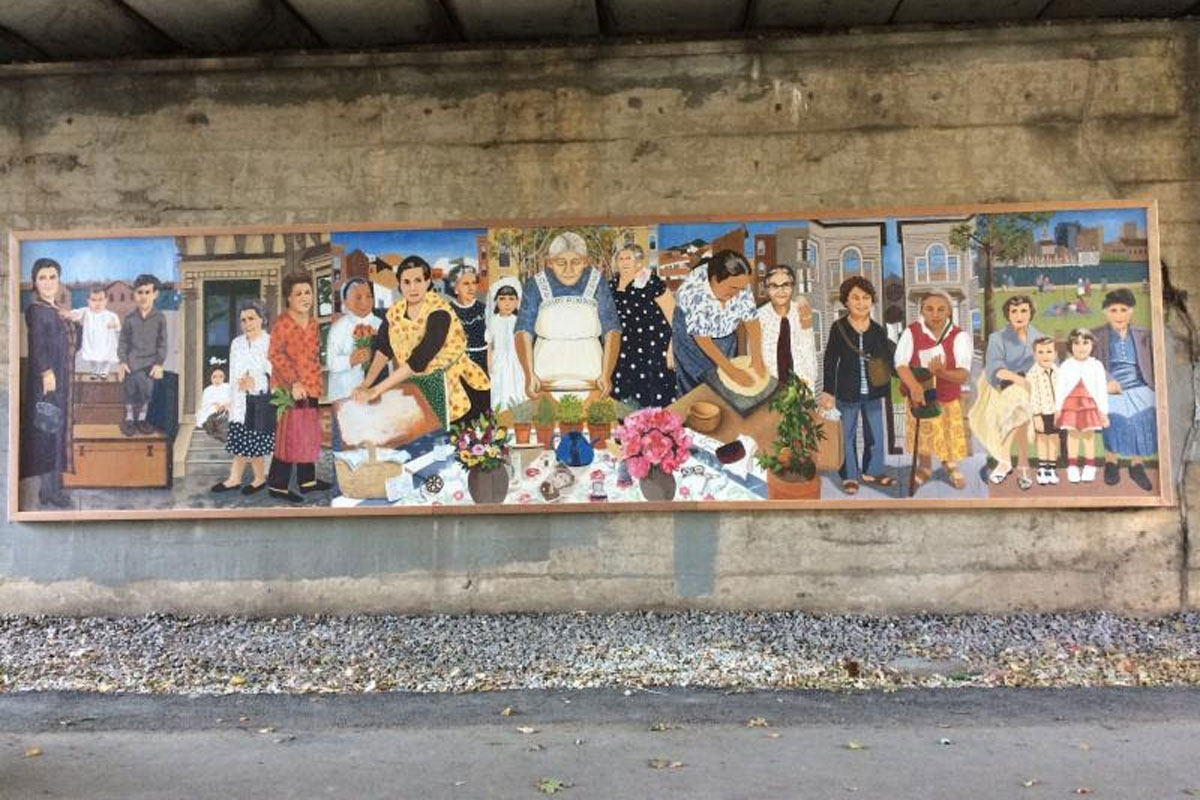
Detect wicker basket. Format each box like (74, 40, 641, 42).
(335, 441, 406, 500)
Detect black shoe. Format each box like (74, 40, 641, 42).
(136, 421, 156, 435)
(269, 487, 305, 503)
(1129, 463, 1153, 492)
(241, 481, 266, 496)
(299, 479, 332, 494)
(39, 491, 71, 509)
(120, 419, 136, 437)
(1103, 461, 1120, 486)
(211, 481, 240, 493)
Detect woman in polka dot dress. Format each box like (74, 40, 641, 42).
(609, 244, 677, 409)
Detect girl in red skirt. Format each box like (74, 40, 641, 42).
(1054, 328, 1109, 483)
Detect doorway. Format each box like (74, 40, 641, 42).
(203, 279, 261, 378)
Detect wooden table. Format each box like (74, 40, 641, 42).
(669, 384, 781, 452)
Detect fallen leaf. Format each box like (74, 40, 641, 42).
(747, 717, 769, 728)
(1022, 779, 1040, 788)
(501, 707, 515, 717)
(649, 721, 680, 732)
(516, 726, 540, 734)
(257, 727, 275, 734)
(273, 735, 296, 744)
(23, 747, 41, 758)
(229, 675, 247, 687)
(1076, 789, 1092, 795)
(844, 741, 868, 750)
(844, 659, 861, 678)
(239, 716, 250, 722)
(536, 777, 569, 794)
(648, 759, 685, 770)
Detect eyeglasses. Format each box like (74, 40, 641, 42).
(680, 465, 706, 477)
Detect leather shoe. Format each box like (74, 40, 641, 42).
(210, 481, 240, 493)
(268, 487, 305, 503)
(1103, 461, 1120, 486)
(299, 479, 332, 493)
(120, 419, 137, 437)
(1129, 463, 1153, 492)
(241, 481, 266, 496)
(136, 421, 157, 435)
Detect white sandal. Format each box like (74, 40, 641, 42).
(988, 463, 1012, 484)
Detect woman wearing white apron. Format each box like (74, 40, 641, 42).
(515, 232, 622, 398)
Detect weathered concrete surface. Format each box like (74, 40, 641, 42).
(2, 20, 1199, 614)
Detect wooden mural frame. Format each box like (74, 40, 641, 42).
(7, 199, 1173, 521)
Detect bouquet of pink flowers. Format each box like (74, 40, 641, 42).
(613, 407, 692, 480)
(448, 410, 511, 471)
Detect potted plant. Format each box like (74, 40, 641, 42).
(448, 409, 512, 504)
(585, 397, 617, 448)
(556, 394, 585, 434)
(756, 375, 825, 500)
(614, 407, 692, 501)
(509, 400, 534, 445)
(533, 396, 557, 449)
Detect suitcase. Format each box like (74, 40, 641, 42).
(63, 424, 171, 488)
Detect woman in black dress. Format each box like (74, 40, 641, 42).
(609, 244, 676, 409)
(22, 257, 75, 509)
(446, 264, 488, 374)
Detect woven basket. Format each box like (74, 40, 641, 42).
(335, 441, 406, 500)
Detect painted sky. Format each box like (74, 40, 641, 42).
(20, 238, 179, 284)
(332, 228, 486, 263)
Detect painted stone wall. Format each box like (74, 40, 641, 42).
(1, 19, 1197, 613)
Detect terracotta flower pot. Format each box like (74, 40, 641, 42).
(639, 465, 676, 501)
(587, 422, 611, 448)
(767, 469, 820, 500)
(468, 463, 510, 504)
(534, 425, 555, 449)
(513, 422, 532, 445)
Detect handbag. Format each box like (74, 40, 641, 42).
(202, 409, 229, 442)
(34, 399, 63, 435)
(836, 319, 891, 390)
(244, 392, 275, 433)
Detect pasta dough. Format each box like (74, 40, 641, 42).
(717, 355, 769, 396)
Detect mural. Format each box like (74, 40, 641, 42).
(7, 202, 1172, 519)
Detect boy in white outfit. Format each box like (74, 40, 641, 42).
(70, 285, 121, 380)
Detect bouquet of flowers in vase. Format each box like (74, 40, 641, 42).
(448, 410, 511, 471)
(613, 407, 692, 479)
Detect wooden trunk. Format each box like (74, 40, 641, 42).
(63, 424, 171, 488)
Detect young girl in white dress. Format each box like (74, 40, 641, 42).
(486, 278, 525, 410)
(1055, 327, 1109, 483)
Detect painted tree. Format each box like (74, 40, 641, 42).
(950, 212, 1051, 338)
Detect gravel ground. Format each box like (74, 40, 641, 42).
(2, 612, 1199, 695)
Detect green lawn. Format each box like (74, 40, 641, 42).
(991, 283, 1152, 341)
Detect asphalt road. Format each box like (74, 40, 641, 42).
(2, 688, 1199, 799)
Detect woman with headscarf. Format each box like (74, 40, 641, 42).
(486, 277, 525, 410)
(21, 257, 75, 509)
(610, 243, 677, 408)
(446, 263, 488, 374)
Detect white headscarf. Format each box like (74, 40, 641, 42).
(485, 276, 523, 332)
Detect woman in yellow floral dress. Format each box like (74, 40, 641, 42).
(354, 255, 490, 425)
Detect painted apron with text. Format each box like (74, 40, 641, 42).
(532, 268, 603, 391)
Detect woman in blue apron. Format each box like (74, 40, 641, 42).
(671, 249, 764, 397)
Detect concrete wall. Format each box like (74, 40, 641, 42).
(2, 19, 1198, 615)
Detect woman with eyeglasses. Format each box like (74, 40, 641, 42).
(755, 264, 816, 387)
